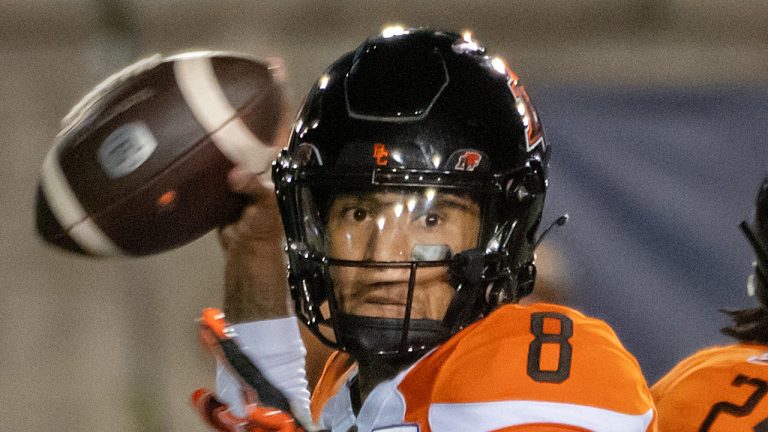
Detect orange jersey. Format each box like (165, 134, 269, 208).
(652, 344, 768, 432)
(311, 303, 656, 432)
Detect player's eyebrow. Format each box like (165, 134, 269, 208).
(402, 194, 479, 222)
(331, 194, 378, 209)
(433, 194, 477, 212)
(331, 191, 479, 213)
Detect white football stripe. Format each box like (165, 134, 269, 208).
(68, 218, 124, 256)
(173, 55, 277, 174)
(40, 145, 123, 256)
(428, 400, 655, 432)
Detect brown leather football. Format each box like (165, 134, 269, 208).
(35, 51, 286, 256)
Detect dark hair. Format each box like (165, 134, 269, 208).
(720, 306, 768, 345)
(721, 177, 768, 344)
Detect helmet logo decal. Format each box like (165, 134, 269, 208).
(507, 78, 544, 153)
(373, 143, 389, 166)
(455, 151, 482, 171)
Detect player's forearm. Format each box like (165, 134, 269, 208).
(222, 236, 292, 322)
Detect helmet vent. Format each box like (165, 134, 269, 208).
(345, 44, 449, 122)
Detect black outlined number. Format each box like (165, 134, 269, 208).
(527, 312, 573, 383)
(699, 374, 768, 431)
(755, 418, 768, 432)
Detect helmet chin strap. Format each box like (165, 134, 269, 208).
(333, 247, 456, 364)
(335, 313, 449, 365)
(443, 248, 487, 332)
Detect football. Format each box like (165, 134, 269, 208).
(35, 51, 286, 256)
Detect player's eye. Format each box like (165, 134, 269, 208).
(340, 206, 370, 223)
(353, 208, 368, 222)
(420, 212, 442, 228)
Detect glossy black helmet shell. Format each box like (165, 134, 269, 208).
(291, 29, 547, 176)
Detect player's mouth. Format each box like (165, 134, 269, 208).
(356, 282, 411, 318)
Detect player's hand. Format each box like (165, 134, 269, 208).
(217, 97, 292, 323)
(219, 167, 283, 249)
(218, 71, 290, 252)
(192, 388, 304, 432)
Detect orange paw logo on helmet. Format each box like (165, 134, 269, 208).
(455, 151, 482, 171)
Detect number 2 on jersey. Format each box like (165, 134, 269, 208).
(527, 312, 573, 383)
(699, 374, 768, 431)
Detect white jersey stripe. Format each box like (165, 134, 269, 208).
(428, 400, 654, 432)
(40, 145, 122, 256)
(173, 55, 278, 176)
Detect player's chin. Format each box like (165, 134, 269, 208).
(350, 303, 408, 319)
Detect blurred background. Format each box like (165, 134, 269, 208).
(2, 0, 768, 430)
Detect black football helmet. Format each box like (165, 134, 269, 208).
(273, 28, 550, 363)
(742, 176, 768, 306)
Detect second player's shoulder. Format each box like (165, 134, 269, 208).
(652, 343, 768, 397)
(651, 344, 768, 432)
(667, 343, 768, 371)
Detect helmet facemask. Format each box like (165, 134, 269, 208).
(276, 157, 545, 363)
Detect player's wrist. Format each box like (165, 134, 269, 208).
(223, 298, 292, 322)
(224, 236, 284, 256)
(223, 277, 292, 321)
(223, 249, 290, 320)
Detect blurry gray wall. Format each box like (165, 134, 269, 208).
(2, 1, 768, 430)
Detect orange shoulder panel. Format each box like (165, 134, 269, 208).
(652, 343, 768, 431)
(309, 351, 355, 423)
(399, 303, 654, 416)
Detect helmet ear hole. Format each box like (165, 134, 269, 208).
(485, 280, 512, 306)
(484, 281, 504, 306)
(504, 166, 546, 206)
(483, 261, 536, 306)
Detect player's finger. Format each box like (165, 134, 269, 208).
(228, 166, 273, 198)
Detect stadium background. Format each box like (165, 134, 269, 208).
(2, 1, 768, 430)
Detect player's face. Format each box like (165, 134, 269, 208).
(326, 189, 481, 320)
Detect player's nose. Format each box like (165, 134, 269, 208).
(364, 215, 411, 262)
